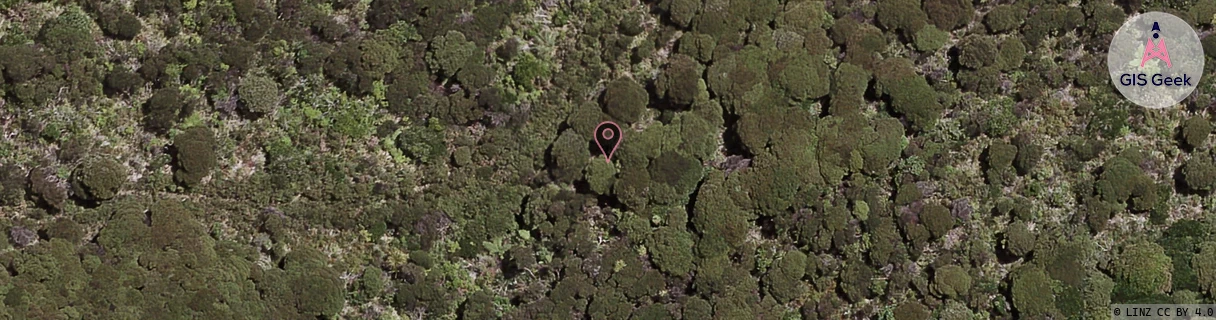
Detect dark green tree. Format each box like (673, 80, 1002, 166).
(1012, 266, 1058, 317)
(427, 30, 477, 79)
(143, 87, 189, 134)
(37, 5, 99, 59)
(985, 5, 1027, 33)
(602, 77, 649, 124)
(1005, 221, 1035, 257)
(99, 9, 143, 40)
(932, 265, 972, 299)
(71, 156, 127, 201)
(550, 129, 590, 183)
(764, 250, 807, 303)
(997, 38, 1027, 71)
(921, 203, 954, 239)
(1186, 154, 1216, 192)
(173, 126, 218, 188)
(1195, 241, 1216, 296)
(0, 164, 25, 206)
(876, 58, 943, 131)
(656, 54, 703, 106)
(923, 0, 973, 30)
(830, 62, 872, 116)
(238, 74, 281, 115)
(1013, 134, 1043, 175)
(1182, 116, 1211, 149)
(773, 53, 830, 101)
(648, 226, 696, 276)
(839, 259, 873, 302)
(876, 0, 929, 37)
(1113, 241, 1174, 296)
(894, 301, 930, 320)
(959, 35, 998, 69)
(661, 0, 700, 28)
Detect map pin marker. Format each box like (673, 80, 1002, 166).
(594, 121, 623, 163)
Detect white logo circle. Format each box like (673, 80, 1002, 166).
(1107, 12, 1205, 109)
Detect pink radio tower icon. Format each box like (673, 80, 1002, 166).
(1141, 21, 1172, 68)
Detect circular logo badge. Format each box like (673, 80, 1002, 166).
(1107, 12, 1205, 109)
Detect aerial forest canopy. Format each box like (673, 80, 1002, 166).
(0, 0, 1215, 319)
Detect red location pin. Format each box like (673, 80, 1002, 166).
(594, 121, 623, 163)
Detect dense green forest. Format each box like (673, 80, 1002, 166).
(1, 0, 1216, 319)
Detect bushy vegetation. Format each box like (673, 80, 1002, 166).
(0, 0, 1212, 318)
(172, 126, 217, 188)
(71, 156, 127, 201)
(238, 74, 281, 115)
(603, 77, 649, 124)
(1182, 116, 1211, 149)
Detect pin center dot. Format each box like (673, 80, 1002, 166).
(602, 129, 615, 140)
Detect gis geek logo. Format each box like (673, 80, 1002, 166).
(1121, 22, 1191, 86)
(1108, 12, 1204, 109)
